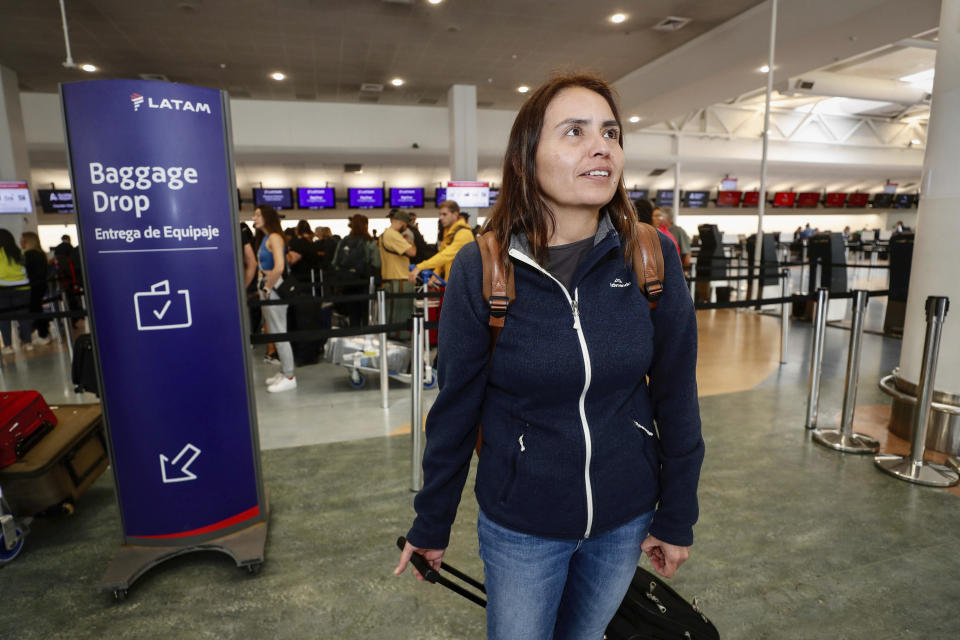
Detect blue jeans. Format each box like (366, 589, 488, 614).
(478, 508, 654, 640)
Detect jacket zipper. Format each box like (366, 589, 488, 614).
(508, 248, 595, 538)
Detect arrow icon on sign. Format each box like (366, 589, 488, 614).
(159, 443, 201, 483)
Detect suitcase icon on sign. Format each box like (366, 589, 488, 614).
(134, 280, 192, 331)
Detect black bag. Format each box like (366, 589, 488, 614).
(335, 235, 372, 278)
(605, 567, 719, 640)
(395, 537, 718, 639)
(289, 299, 332, 366)
(273, 275, 311, 299)
(71, 334, 100, 397)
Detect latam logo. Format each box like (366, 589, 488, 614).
(609, 278, 631, 288)
(129, 93, 212, 115)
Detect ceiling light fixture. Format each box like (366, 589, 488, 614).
(80, 63, 97, 72)
(270, 72, 286, 81)
(759, 65, 770, 73)
(517, 85, 530, 93)
(911, 139, 922, 145)
(391, 77, 405, 87)
(427, 0, 443, 4)
(610, 13, 627, 24)
(629, 116, 641, 123)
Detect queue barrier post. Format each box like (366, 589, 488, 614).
(689, 261, 696, 302)
(779, 269, 790, 364)
(811, 290, 879, 453)
(875, 296, 959, 487)
(58, 296, 73, 360)
(367, 276, 376, 325)
(410, 288, 426, 492)
(805, 288, 829, 429)
(377, 289, 389, 409)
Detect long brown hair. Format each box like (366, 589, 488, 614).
(347, 214, 372, 241)
(484, 73, 637, 265)
(256, 205, 286, 246)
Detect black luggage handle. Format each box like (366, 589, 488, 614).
(396, 536, 487, 608)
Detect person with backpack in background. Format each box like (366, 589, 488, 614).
(332, 214, 379, 328)
(407, 212, 436, 262)
(408, 200, 475, 284)
(0, 228, 32, 354)
(378, 209, 416, 339)
(395, 73, 703, 639)
(21, 231, 52, 348)
(53, 234, 84, 329)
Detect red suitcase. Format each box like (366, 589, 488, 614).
(0, 391, 57, 468)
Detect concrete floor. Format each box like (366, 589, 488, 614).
(2, 266, 958, 639)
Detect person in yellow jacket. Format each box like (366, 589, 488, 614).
(408, 200, 476, 283)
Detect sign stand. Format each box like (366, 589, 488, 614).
(60, 79, 268, 599)
(101, 494, 269, 601)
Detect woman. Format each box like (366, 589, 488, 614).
(332, 214, 378, 328)
(21, 231, 51, 347)
(253, 205, 296, 392)
(395, 74, 704, 639)
(0, 228, 32, 354)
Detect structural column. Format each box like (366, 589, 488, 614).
(447, 84, 478, 217)
(889, 0, 960, 453)
(0, 64, 35, 237)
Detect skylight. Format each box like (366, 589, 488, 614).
(899, 69, 935, 93)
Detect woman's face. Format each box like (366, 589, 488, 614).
(252, 208, 263, 229)
(534, 87, 624, 219)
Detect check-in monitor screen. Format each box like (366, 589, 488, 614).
(717, 191, 741, 207)
(390, 188, 424, 208)
(253, 188, 294, 210)
(824, 193, 847, 207)
(38, 188, 75, 213)
(348, 188, 385, 209)
(0, 181, 32, 214)
(297, 187, 336, 209)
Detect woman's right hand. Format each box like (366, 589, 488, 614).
(394, 540, 445, 581)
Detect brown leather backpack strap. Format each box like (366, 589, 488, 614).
(477, 232, 515, 329)
(630, 221, 665, 308)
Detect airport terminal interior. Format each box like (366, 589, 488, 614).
(2, 1, 960, 639)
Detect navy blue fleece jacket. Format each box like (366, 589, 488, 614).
(407, 213, 703, 549)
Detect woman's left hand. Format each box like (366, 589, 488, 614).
(641, 534, 690, 579)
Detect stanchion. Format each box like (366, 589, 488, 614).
(367, 276, 376, 325)
(58, 297, 73, 360)
(800, 244, 807, 293)
(875, 296, 959, 486)
(811, 290, 879, 453)
(779, 269, 790, 364)
(378, 289, 389, 409)
(805, 288, 829, 429)
(410, 291, 426, 492)
(689, 261, 696, 301)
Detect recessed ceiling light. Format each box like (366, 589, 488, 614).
(270, 72, 286, 81)
(80, 63, 97, 73)
(629, 116, 641, 123)
(911, 139, 922, 145)
(517, 85, 530, 93)
(427, 0, 443, 4)
(610, 13, 627, 24)
(759, 65, 770, 73)
(391, 77, 405, 87)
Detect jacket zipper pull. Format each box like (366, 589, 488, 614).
(571, 298, 582, 331)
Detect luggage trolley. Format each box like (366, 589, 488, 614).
(326, 270, 444, 390)
(0, 486, 28, 564)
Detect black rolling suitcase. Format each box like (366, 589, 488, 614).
(71, 334, 100, 396)
(396, 537, 719, 639)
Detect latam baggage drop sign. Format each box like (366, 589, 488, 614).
(61, 79, 264, 543)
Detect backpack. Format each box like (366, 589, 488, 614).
(473, 220, 665, 454)
(336, 235, 373, 278)
(477, 219, 665, 335)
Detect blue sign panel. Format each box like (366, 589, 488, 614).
(348, 188, 384, 208)
(61, 79, 263, 543)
